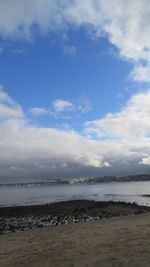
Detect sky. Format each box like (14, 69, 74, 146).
(1, 0, 150, 181)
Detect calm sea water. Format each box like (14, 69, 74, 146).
(1, 181, 150, 207)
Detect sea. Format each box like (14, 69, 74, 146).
(1, 180, 150, 207)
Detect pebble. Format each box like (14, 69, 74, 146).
(0, 214, 104, 234)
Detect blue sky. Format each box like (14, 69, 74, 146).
(1, 1, 150, 180)
(0, 30, 131, 128)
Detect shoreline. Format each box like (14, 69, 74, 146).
(1, 213, 150, 266)
(0, 199, 150, 234)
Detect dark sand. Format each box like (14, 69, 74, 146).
(0, 200, 150, 233)
(1, 201, 150, 267)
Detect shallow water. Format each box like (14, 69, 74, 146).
(1, 181, 150, 207)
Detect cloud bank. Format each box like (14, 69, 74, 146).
(0, 88, 150, 179)
(0, 88, 112, 179)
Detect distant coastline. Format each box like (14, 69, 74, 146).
(63, 174, 150, 184)
(1, 173, 150, 187)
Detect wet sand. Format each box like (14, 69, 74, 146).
(1, 202, 150, 266)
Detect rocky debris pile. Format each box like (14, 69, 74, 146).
(1, 200, 150, 234)
(0, 214, 101, 234)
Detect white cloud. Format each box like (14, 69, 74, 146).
(1, 1, 150, 81)
(65, 0, 150, 83)
(140, 156, 150, 166)
(0, 0, 60, 39)
(52, 98, 91, 116)
(53, 99, 74, 113)
(0, 1, 149, 60)
(78, 98, 91, 113)
(131, 65, 150, 82)
(0, 117, 111, 179)
(84, 127, 103, 139)
(30, 107, 48, 116)
(29, 98, 91, 118)
(85, 89, 150, 168)
(63, 45, 76, 55)
(0, 87, 23, 119)
(85, 90, 150, 140)
(0, 89, 112, 179)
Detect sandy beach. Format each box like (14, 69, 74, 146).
(1, 202, 150, 267)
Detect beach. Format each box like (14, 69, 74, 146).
(1, 200, 150, 266)
(1, 213, 150, 267)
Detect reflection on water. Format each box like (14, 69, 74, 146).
(1, 181, 150, 207)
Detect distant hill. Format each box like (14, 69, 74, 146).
(90, 174, 150, 183)
(59, 174, 150, 185)
(2, 174, 150, 188)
